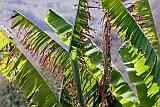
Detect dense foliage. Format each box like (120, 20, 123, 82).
(0, 0, 160, 107)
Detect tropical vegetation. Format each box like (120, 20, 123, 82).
(0, 0, 160, 106)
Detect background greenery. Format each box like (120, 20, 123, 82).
(0, 79, 27, 107)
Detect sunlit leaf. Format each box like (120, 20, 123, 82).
(132, 0, 160, 57)
(0, 30, 10, 50)
(102, 1, 160, 106)
(0, 39, 62, 107)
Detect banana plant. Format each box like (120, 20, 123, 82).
(0, 0, 160, 106)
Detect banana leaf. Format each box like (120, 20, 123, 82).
(0, 33, 62, 107)
(44, 1, 139, 106)
(102, 0, 160, 104)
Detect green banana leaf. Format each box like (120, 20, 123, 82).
(44, 9, 72, 46)
(68, 0, 102, 106)
(5, 9, 101, 106)
(101, 0, 160, 103)
(131, 0, 160, 57)
(0, 33, 62, 107)
(43, 0, 160, 106)
(111, 64, 139, 107)
(44, 1, 139, 106)
(7, 9, 103, 106)
(118, 41, 155, 107)
(4, 0, 145, 106)
(7, 10, 71, 81)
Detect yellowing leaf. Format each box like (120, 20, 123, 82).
(0, 30, 10, 50)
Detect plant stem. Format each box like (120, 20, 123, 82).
(71, 50, 85, 107)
